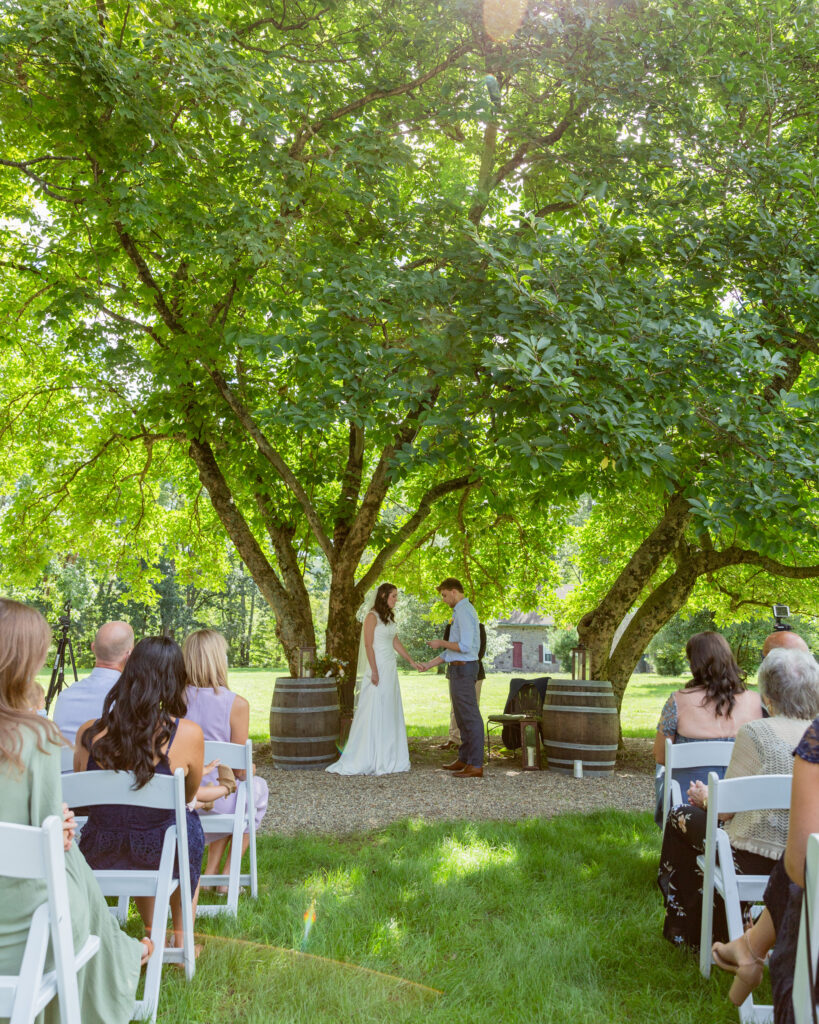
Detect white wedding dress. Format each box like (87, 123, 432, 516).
(326, 618, 411, 776)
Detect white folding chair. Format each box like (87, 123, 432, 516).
(699, 772, 793, 1023)
(197, 739, 258, 917)
(662, 738, 735, 834)
(61, 767, 195, 1023)
(0, 815, 100, 1024)
(793, 832, 819, 1024)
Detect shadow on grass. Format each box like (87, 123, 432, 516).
(163, 811, 746, 1024)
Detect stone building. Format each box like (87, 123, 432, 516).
(492, 611, 558, 673)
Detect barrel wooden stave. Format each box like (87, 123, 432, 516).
(270, 677, 340, 770)
(542, 680, 619, 775)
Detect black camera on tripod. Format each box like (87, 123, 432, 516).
(44, 602, 79, 713)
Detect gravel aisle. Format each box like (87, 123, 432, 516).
(254, 739, 654, 837)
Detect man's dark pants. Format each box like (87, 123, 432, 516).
(449, 662, 483, 766)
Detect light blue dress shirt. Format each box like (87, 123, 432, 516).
(440, 597, 480, 663)
(52, 666, 121, 744)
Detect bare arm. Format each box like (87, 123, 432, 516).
(229, 694, 251, 778)
(392, 635, 420, 669)
(73, 722, 93, 771)
(784, 755, 819, 888)
(169, 719, 205, 802)
(653, 730, 669, 765)
(364, 612, 379, 684)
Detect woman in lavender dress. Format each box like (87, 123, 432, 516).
(183, 630, 268, 887)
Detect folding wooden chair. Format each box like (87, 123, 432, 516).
(197, 739, 258, 917)
(793, 832, 819, 1024)
(698, 772, 793, 1024)
(61, 767, 195, 1023)
(662, 738, 735, 834)
(0, 815, 100, 1024)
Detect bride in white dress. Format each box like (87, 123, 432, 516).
(326, 583, 421, 776)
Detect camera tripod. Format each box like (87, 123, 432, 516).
(44, 603, 78, 713)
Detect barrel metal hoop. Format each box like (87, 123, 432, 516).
(270, 734, 339, 743)
(544, 741, 614, 757)
(546, 690, 617, 698)
(551, 681, 613, 689)
(544, 705, 617, 714)
(274, 753, 337, 763)
(270, 705, 340, 713)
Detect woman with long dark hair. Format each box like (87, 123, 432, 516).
(652, 631, 763, 824)
(75, 636, 205, 949)
(326, 583, 421, 776)
(0, 598, 145, 1023)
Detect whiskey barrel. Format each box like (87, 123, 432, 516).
(270, 677, 340, 770)
(542, 680, 619, 775)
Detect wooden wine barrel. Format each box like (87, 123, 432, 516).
(270, 677, 340, 770)
(542, 680, 619, 775)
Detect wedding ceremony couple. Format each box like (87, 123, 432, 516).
(326, 578, 484, 778)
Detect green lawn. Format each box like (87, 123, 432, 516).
(44, 666, 756, 740)
(152, 812, 750, 1024)
(183, 668, 703, 741)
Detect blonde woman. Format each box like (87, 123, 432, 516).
(0, 598, 146, 1023)
(183, 630, 269, 888)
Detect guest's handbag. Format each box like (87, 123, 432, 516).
(197, 765, 238, 812)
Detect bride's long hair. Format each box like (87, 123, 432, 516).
(372, 583, 397, 625)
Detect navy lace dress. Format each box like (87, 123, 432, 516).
(78, 719, 205, 895)
(766, 718, 819, 1024)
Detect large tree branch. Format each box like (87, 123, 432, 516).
(113, 223, 184, 333)
(289, 44, 472, 158)
(339, 383, 441, 562)
(355, 474, 475, 597)
(188, 437, 291, 611)
(332, 422, 365, 550)
(0, 157, 84, 202)
(206, 366, 334, 561)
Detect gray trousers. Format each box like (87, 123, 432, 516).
(449, 662, 483, 766)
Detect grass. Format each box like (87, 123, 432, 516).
(151, 812, 748, 1023)
(182, 667, 713, 741)
(42, 665, 758, 741)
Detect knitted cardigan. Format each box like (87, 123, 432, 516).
(724, 716, 810, 860)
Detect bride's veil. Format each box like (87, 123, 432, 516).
(354, 603, 373, 710)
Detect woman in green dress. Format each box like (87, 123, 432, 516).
(0, 598, 146, 1024)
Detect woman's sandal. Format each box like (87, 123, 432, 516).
(711, 932, 765, 1005)
(140, 937, 154, 966)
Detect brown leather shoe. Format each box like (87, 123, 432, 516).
(436, 740, 456, 750)
(453, 765, 483, 778)
(442, 759, 467, 771)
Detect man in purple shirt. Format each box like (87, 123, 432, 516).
(423, 577, 484, 778)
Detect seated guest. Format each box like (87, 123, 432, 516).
(183, 629, 268, 889)
(658, 648, 819, 950)
(653, 631, 763, 824)
(712, 650, 819, 1020)
(74, 636, 205, 949)
(763, 629, 810, 658)
(0, 598, 148, 1024)
(53, 620, 134, 743)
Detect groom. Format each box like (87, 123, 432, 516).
(423, 578, 484, 778)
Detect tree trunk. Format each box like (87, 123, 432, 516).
(325, 566, 363, 712)
(576, 489, 691, 678)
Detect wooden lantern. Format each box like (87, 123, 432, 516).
(298, 644, 316, 678)
(571, 642, 588, 681)
(521, 720, 541, 771)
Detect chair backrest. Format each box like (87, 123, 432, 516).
(517, 683, 547, 717)
(59, 745, 75, 774)
(699, 770, 793, 981)
(203, 738, 253, 774)
(61, 768, 190, 918)
(0, 815, 83, 1024)
(662, 738, 735, 825)
(794, 832, 819, 1024)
